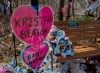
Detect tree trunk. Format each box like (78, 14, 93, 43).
(58, 0, 64, 21)
(66, 0, 71, 21)
(72, 0, 74, 18)
(31, 0, 38, 6)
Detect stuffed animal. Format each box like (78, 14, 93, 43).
(54, 29, 65, 42)
(53, 63, 62, 73)
(70, 63, 86, 73)
(61, 62, 70, 73)
(59, 38, 75, 58)
(49, 30, 61, 55)
(50, 41, 60, 55)
(59, 59, 87, 73)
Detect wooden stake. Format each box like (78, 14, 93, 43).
(13, 34, 17, 67)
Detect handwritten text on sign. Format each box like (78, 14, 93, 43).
(11, 6, 54, 47)
(22, 43, 48, 70)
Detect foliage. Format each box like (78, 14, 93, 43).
(75, 16, 94, 21)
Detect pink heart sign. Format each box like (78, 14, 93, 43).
(21, 43, 49, 70)
(11, 6, 54, 47)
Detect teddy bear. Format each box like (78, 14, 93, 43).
(59, 37, 75, 58)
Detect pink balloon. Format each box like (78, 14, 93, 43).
(21, 43, 49, 70)
(11, 6, 54, 47)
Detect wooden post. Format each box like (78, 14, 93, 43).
(58, 0, 64, 21)
(31, 0, 39, 15)
(66, 0, 74, 21)
(50, 52, 53, 71)
(66, 0, 70, 21)
(4, 0, 7, 15)
(72, 0, 74, 18)
(31, 0, 38, 6)
(10, 0, 17, 67)
(16, 0, 18, 7)
(9, 0, 12, 15)
(13, 34, 17, 67)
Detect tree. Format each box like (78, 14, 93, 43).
(58, 0, 64, 21)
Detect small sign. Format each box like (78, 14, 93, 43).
(67, 21, 79, 27)
(21, 43, 48, 71)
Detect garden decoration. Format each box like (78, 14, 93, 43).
(11, 5, 54, 48)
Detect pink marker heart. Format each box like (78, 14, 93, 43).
(11, 6, 54, 47)
(21, 43, 49, 70)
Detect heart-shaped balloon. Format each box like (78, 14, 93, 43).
(21, 43, 49, 70)
(11, 6, 54, 47)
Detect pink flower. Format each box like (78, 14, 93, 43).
(62, 7, 67, 14)
(70, 2, 73, 8)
